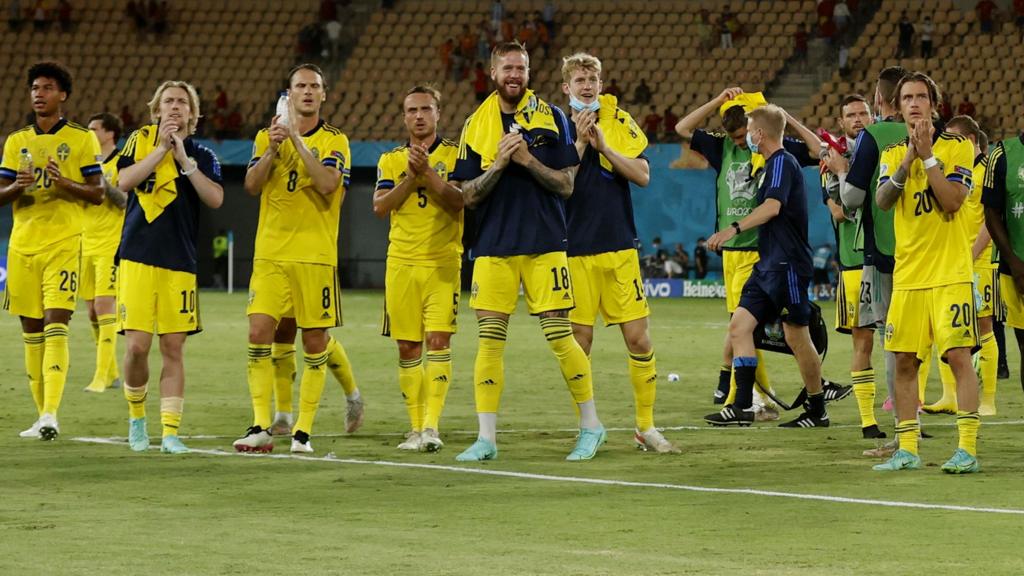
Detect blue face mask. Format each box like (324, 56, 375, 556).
(569, 94, 600, 112)
(745, 131, 759, 154)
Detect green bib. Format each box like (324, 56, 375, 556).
(835, 210, 864, 268)
(865, 121, 908, 256)
(716, 139, 759, 249)
(1002, 137, 1024, 259)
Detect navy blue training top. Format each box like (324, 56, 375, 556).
(565, 118, 647, 256)
(117, 136, 222, 274)
(452, 106, 579, 257)
(755, 149, 813, 277)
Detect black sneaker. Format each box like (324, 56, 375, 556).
(822, 380, 852, 402)
(704, 405, 755, 427)
(862, 424, 887, 439)
(779, 410, 830, 428)
(997, 362, 1009, 380)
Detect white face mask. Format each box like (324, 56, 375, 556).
(569, 94, 600, 112)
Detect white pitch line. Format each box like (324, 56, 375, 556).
(87, 419, 1024, 441)
(73, 436, 1024, 516)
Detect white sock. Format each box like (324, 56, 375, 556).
(577, 400, 601, 430)
(477, 412, 497, 443)
(347, 389, 361, 402)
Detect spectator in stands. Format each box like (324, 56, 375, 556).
(212, 230, 228, 290)
(694, 238, 708, 279)
(542, 0, 555, 38)
(324, 18, 343, 60)
(57, 0, 71, 31)
(491, 0, 503, 33)
(226, 105, 244, 139)
(939, 96, 953, 122)
(920, 15, 934, 59)
(126, 0, 146, 30)
(663, 108, 679, 143)
(642, 106, 662, 143)
(633, 79, 651, 105)
(500, 14, 515, 44)
(794, 23, 809, 70)
(718, 13, 733, 49)
(477, 20, 493, 62)
(837, 43, 850, 77)
(450, 37, 464, 82)
(32, 0, 47, 30)
(958, 95, 976, 117)
(604, 78, 622, 98)
(670, 244, 691, 278)
(459, 24, 476, 61)
(817, 0, 835, 23)
(472, 62, 488, 102)
(319, 0, 336, 22)
(215, 85, 228, 111)
(439, 37, 454, 75)
(516, 18, 535, 47)
(697, 10, 714, 54)
(833, 0, 851, 32)
(533, 11, 550, 57)
(9, 0, 22, 31)
(120, 105, 136, 132)
(976, 0, 997, 34)
(151, 0, 167, 35)
(1016, 0, 1024, 38)
(896, 12, 914, 58)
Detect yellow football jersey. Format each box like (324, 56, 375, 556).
(879, 132, 975, 289)
(962, 154, 996, 270)
(376, 138, 463, 266)
(0, 119, 102, 254)
(250, 120, 350, 266)
(82, 149, 125, 257)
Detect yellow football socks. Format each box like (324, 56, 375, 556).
(23, 332, 44, 415)
(160, 396, 183, 438)
(474, 316, 507, 413)
(979, 332, 998, 414)
(247, 344, 273, 429)
(896, 419, 920, 455)
(398, 356, 425, 431)
(956, 411, 980, 456)
(852, 368, 878, 428)
(294, 350, 329, 434)
(628, 350, 657, 431)
(327, 336, 358, 397)
(124, 384, 147, 419)
(271, 342, 296, 414)
(41, 323, 69, 415)
(540, 316, 593, 403)
(96, 314, 119, 384)
(424, 348, 452, 431)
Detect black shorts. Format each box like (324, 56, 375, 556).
(738, 269, 812, 326)
(813, 268, 831, 285)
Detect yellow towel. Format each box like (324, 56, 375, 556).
(595, 94, 648, 172)
(125, 124, 179, 223)
(718, 91, 768, 117)
(459, 89, 560, 171)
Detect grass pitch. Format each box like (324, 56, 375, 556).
(2, 291, 1023, 575)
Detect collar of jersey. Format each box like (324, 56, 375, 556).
(33, 117, 67, 135)
(301, 119, 325, 138)
(104, 147, 121, 163)
(406, 134, 443, 154)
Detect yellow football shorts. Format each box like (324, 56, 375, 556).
(3, 235, 81, 318)
(999, 273, 1024, 329)
(79, 254, 118, 301)
(470, 252, 574, 315)
(118, 259, 201, 335)
(247, 258, 342, 329)
(568, 248, 649, 326)
(723, 249, 759, 313)
(884, 283, 979, 361)
(382, 261, 460, 341)
(975, 267, 996, 319)
(834, 268, 861, 334)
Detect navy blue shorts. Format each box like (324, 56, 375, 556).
(738, 269, 812, 326)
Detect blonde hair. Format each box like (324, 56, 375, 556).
(147, 80, 201, 135)
(561, 52, 602, 83)
(747, 104, 786, 140)
(490, 40, 530, 69)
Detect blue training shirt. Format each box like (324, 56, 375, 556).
(452, 105, 579, 257)
(565, 118, 646, 257)
(117, 137, 222, 274)
(755, 149, 813, 277)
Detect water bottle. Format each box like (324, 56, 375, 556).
(19, 148, 34, 192)
(275, 92, 290, 127)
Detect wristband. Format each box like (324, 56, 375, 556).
(181, 158, 198, 176)
(922, 156, 939, 170)
(731, 221, 742, 234)
(891, 177, 905, 190)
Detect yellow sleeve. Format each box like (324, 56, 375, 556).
(250, 129, 269, 166)
(0, 132, 19, 177)
(78, 130, 103, 180)
(945, 138, 974, 190)
(878, 145, 897, 187)
(376, 152, 399, 189)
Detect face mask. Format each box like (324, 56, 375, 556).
(569, 94, 600, 112)
(745, 131, 759, 154)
